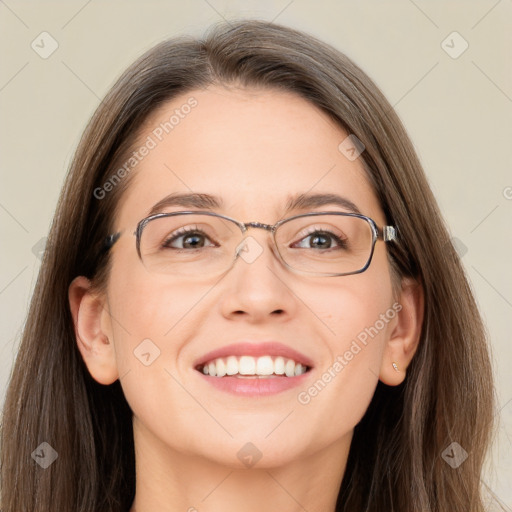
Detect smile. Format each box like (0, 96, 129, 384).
(197, 355, 310, 377)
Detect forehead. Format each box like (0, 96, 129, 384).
(114, 85, 382, 229)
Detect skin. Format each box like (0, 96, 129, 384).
(69, 85, 423, 512)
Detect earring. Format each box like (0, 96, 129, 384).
(392, 361, 400, 372)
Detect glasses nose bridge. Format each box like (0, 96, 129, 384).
(240, 221, 278, 244)
(242, 221, 275, 233)
(237, 220, 280, 257)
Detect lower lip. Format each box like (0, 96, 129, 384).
(196, 370, 312, 397)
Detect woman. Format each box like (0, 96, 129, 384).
(0, 19, 496, 511)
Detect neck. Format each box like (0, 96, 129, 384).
(128, 418, 351, 512)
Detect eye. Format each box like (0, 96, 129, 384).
(162, 227, 216, 249)
(292, 229, 348, 250)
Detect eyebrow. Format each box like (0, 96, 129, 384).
(146, 191, 361, 217)
(147, 192, 224, 217)
(284, 192, 361, 215)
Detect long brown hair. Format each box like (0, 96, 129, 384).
(1, 19, 496, 511)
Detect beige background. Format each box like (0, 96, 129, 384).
(1, 0, 511, 508)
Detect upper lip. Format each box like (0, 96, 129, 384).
(193, 341, 315, 370)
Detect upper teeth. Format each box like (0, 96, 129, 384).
(200, 355, 308, 377)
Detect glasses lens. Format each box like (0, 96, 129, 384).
(139, 213, 374, 276)
(139, 213, 239, 276)
(275, 214, 374, 275)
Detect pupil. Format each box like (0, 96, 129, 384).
(311, 233, 330, 249)
(183, 234, 203, 248)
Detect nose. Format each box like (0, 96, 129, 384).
(218, 231, 298, 323)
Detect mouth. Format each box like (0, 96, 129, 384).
(195, 355, 312, 378)
(193, 341, 314, 396)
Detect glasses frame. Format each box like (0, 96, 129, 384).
(103, 210, 397, 277)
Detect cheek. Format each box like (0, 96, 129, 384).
(104, 245, 213, 378)
(293, 253, 394, 440)
(308, 246, 394, 349)
(107, 272, 209, 361)
(104, 264, 218, 446)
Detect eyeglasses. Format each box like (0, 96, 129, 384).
(103, 211, 397, 278)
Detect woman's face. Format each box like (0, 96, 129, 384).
(90, 86, 402, 467)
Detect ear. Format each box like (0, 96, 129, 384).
(68, 276, 119, 385)
(379, 277, 424, 386)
